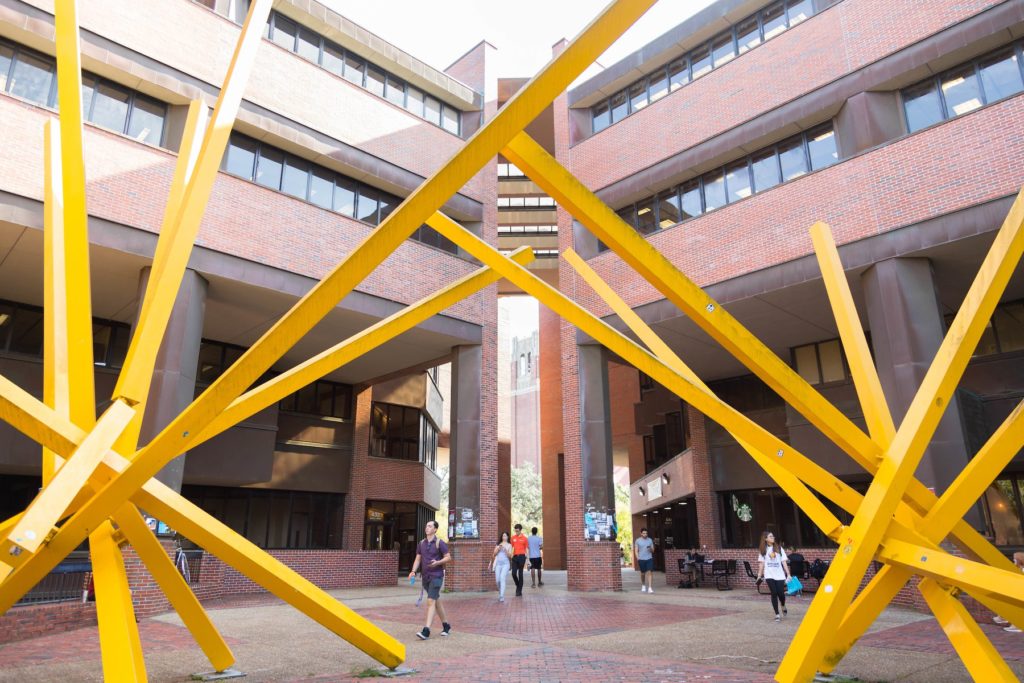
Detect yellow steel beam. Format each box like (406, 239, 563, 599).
(112, 505, 235, 671)
(810, 222, 895, 446)
(90, 520, 146, 682)
(114, 99, 209, 453)
(113, 0, 262, 405)
(918, 579, 1017, 683)
(10, 1, 658, 605)
(1, 400, 134, 561)
(562, 248, 845, 540)
(191, 246, 534, 449)
(777, 181, 1024, 683)
(42, 118, 71, 485)
(129, 474, 404, 668)
(53, 0, 95, 429)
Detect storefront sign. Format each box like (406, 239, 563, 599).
(366, 508, 385, 522)
(647, 476, 662, 501)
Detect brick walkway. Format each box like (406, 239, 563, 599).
(860, 619, 1024, 659)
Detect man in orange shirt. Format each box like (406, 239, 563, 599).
(510, 523, 529, 597)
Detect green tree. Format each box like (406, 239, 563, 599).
(511, 462, 543, 534)
(615, 483, 633, 564)
(436, 465, 450, 540)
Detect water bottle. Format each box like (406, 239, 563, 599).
(409, 574, 416, 586)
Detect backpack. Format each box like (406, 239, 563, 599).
(810, 558, 828, 580)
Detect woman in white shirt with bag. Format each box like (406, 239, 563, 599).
(756, 530, 791, 622)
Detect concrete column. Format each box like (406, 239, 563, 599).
(579, 345, 614, 524)
(134, 267, 207, 492)
(861, 257, 982, 526)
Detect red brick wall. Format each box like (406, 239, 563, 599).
(0, 599, 96, 644)
(539, 303, 565, 569)
(364, 457, 431, 503)
(570, 0, 1002, 190)
(343, 386, 372, 551)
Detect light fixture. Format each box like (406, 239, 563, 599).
(681, 501, 688, 505)
(652, 510, 659, 514)
(663, 507, 671, 511)
(661, 473, 670, 485)
(638, 486, 645, 496)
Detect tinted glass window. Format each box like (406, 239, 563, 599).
(424, 96, 441, 125)
(657, 190, 681, 228)
(994, 301, 1024, 352)
(703, 170, 726, 211)
(737, 16, 761, 54)
(297, 28, 319, 62)
(127, 95, 165, 145)
(649, 68, 669, 102)
(224, 135, 257, 179)
(751, 149, 780, 192)
(90, 82, 130, 133)
(787, 0, 813, 26)
(356, 187, 379, 223)
(442, 106, 459, 134)
(270, 15, 297, 51)
(763, 2, 787, 39)
(281, 157, 310, 199)
(691, 44, 712, 79)
(979, 50, 1024, 103)
(807, 126, 838, 170)
(635, 197, 657, 234)
(9, 307, 42, 356)
(725, 160, 751, 203)
(322, 42, 344, 76)
(365, 65, 385, 97)
(343, 54, 364, 85)
(384, 76, 405, 106)
(680, 179, 702, 219)
(593, 101, 610, 133)
(0, 43, 13, 91)
(81, 75, 95, 120)
(629, 80, 648, 112)
(610, 90, 628, 122)
(712, 33, 736, 68)
(668, 58, 689, 90)
(405, 87, 424, 116)
(308, 168, 333, 209)
(9, 52, 53, 104)
(333, 178, 357, 216)
(778, 138, 808, 181)
(616, 206, 636, 228)
(255, 146, 284, 190)
(903, 80, 944, 132)
(941, 65, 982, 117)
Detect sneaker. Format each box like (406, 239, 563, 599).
(641, 586, 647, 593)
(648, 587, 654, 593)
(774, 614, 781, 622)
(499, 596, 505, 603)
(538, 581, 544, 586)
(416, 627, 430, 640)
(782, 607, 788, 617)
(441, 622, 451, 637)
(994, 616, 1009, 625)
(1005, 626, 1022, 633)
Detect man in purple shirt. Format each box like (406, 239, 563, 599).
(409, 520, 452, 639)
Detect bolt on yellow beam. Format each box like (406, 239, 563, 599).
(1, 399, 134, 562)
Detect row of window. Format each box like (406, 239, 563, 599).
(497, 196, 557, 209)
(0, 39, 167, 146)
(642, 409, 688, 474)
(221, 132, 457, 254)
(903, 42, 1024, 134)
(264, 11, 461, 135)
(182, 485, 344, 549)
(611, 124, 837, 245)
(0, 299, 130, 368)
(792, 339, 850, 387)
(952, 299, 1024, 358)
(369, 401, 438, 471)
(497, 162, 527, 178)
(497, 224, 558, 235)
(592, 0, 818, 133)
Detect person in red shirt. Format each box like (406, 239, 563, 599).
(510, 523, 529, 597)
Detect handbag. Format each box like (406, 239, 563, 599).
(786, 575, 803, 595)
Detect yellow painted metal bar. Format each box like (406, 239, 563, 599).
(114, 100, 209, 454)
(113, 0, 258, 405)
(30, 0, 658, 588)
(563, 248, 844, 540)
(918, 579, 1017, 683)
(191, 246, 534, 449)
(0, 400, 134, 561)
(778, 184, 1024, 682)
(112, 505, 235, 671)
(90, 521, 146, 682)
(42, 119, 71, 485)
(810, 222, 895, 446)
(53, 0, 95, 430)
(129, 478, 405, 668)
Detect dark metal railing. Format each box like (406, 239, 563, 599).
(15, 559, 90, 606)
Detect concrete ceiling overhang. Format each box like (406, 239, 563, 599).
(0, 193, 482, 386)
(581, 196, 1024, 382)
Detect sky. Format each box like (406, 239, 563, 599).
(320, 1, 716, 339)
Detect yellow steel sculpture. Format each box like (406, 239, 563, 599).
(3, 0, 1022, 681)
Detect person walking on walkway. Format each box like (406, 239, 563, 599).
(409, 520, 452, 639)
(528, 526, 544, 587)
(489, 531, 513, 602)
(634, 528, 655, 593)
(756, 530, 791, 622)
(510, 523, 529, 597)
(994, 551, 1024, 632)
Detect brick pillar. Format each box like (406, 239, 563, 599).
(539, 303, 565, 568)
(687, 405, 722, 551)
(134, 267, 207, 492)
(342, 386, 372, 551)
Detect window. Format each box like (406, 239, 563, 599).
(254, 146, 284, 190)
(370, 402, 437, 468)
(195, 339, 247, 386)
(751, 148, 781, 193)
(588, 0, 821, 131)
(424, 96, 442, 126)
(680, 180, 702, 220)
(224, 134, 258, 178)
(309, 168, 334, 209)
(441, 105, 460, 135)
(656, 190, 681, 228)
(405, 87, 424, 117)
(8, 51, 53, 104)
(778, 136, 808, 181)
(384, 76, 405, 107)
(356, 186, 379, 224)
(725, 160, 752, 203)
(903, 42, 1024, 133)
(90, 82, 130, 134)
(269, 14, 297, 51)
(0, 299, 127, 366)
(703, 170, 726, 211)
(322, 42, 344, 76)
(792, 339, 848, 385)
(721, 486, 853, 548)
(948, 299, 1024, 357)
(334, 177, 357, 216)
(296, 28, 320, 63)
(635, 197, 657, 235)
(365, 65, 385, 97)
(343, 53, 364, 86)
(280, 156, 310, 199)
(279, 380, 352, 419)
(127, 95, 166, 145)
(806, 125, 838, 171)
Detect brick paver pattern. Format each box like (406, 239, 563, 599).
(860, 619, 1024, 660)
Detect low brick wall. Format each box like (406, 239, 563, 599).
(0, 544, 399, 643)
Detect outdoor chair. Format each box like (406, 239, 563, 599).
(744, 560, 768, 594)
(676, 558, 698, 588)
(711, 559, 732, 590)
